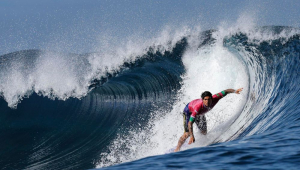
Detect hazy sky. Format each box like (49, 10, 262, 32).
(0, 0, 299, 55)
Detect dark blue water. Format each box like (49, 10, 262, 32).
(1, 26, 300, 170)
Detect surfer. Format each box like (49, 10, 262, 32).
(174, 88, 243, 152)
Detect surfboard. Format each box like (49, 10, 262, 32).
(165, 141, 190, 154)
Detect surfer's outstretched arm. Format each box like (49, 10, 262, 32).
(225, 88, 243, 94)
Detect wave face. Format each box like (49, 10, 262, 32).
(1, 26, 300, 170)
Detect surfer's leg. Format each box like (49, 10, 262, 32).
(174, 132, 189, 152)
(174, 112, 190, 152)
(195, 115, 207, 135)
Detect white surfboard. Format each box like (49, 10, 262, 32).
(165, 141, 190, 154)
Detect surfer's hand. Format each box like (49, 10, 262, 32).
(188, 135, 195, 144)
(235, 88, 243, 94)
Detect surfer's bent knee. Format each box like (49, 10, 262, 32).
(179, 133, 189, 142)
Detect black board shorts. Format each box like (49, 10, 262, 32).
(182, 105, 207, 133)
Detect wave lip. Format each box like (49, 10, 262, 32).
(0, 49, 94, 108)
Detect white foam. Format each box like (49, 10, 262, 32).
(0, 51, 92, 108)
(0, 25, 192, 108)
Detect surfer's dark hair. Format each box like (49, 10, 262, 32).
(201, 91, 212, 99)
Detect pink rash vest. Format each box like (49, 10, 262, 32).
(189, 91, 226, 122)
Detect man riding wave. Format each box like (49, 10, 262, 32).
(174, 88, 243, 152)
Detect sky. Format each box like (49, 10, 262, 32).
(0, 0, 299, 55)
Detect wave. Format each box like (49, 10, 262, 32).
(1, 26, 300, 169)
(0, 36, 187, 169)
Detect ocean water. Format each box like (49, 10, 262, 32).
(1, 25, 300, 170)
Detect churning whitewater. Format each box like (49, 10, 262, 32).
(1, 25, 300, 170)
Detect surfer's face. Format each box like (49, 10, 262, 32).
(203, 96, 212, 107)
